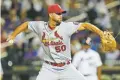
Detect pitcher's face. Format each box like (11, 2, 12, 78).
(50, 13, 63, 24)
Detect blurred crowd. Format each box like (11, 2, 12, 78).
(1, 0, 120, 80)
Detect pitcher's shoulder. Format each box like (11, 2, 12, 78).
(28, 21, 45, 24)
(61, 21, 73, 25)
(36, 21, 46, 24)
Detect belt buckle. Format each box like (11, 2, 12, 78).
(57, 62, 64, 67)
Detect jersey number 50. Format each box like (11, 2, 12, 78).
(55, 45, 66, 52)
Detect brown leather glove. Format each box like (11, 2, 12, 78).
(101, 31, 116, 52)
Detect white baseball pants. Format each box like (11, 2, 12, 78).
(84, 75, 98, 80)
(36, 63, 86, 80)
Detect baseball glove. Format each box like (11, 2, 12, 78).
(101, 31, 116, 52)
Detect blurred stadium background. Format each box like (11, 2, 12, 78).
(0, 0, 120, 80)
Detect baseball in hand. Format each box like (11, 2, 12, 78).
(8, 40, 14, 44)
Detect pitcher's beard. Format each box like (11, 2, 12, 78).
(56, 22, 61, 26)
(54, 19, 62, 26)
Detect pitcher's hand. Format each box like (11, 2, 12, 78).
(6, 35, 15, 44)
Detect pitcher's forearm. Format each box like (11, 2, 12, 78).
(80, 23, 103, 37)
(11, 22, 28, 37)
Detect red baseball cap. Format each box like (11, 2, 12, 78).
(48, 4, 66, 14)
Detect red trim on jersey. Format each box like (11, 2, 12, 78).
(48, 25, 55, 30)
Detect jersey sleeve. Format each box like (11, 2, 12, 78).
(28, 21, 42, 34)
(95, 53, 102, 67)
(66, 22, 81, 36)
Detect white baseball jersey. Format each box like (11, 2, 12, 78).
(72, 49, 102, 75)
(28, 21, 81, 63)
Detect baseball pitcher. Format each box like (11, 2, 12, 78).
(7, 4, 116, 80)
